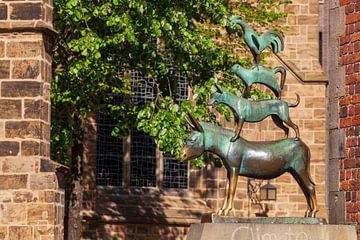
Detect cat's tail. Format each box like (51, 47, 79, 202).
(287, 93, 300, 107)
(273, 66, 286, 90)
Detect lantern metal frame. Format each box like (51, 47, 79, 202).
(247, 178, 277, 217)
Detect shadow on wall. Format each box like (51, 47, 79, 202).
(82, 170, 211, 240)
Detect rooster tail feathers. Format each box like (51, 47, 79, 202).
(263, 30, 284, 53)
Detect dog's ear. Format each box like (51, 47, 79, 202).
(214, 84, 223, 93)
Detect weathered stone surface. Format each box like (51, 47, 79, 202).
(0, 41, 4, 58)
(7, 41, 42, 58)
(0, 141, 19, 156)
(201, 214, 327, 224)
(0, 204, 27, 224)
(0, 60, 10, 79)
(39, 190, 55, 203)
(0, 174, 27, 190)
(187, 223, 357, 240)
(0, 191, 12, 202)
(34, 225, 54, 239)
(24, 99, 49, 121)
(21, 141, 40, 156)
(10, 3, 42, 20)
(0, 226, 7, 240)
(1, 81, 41, 97)
(329, 129, 346, 159)
(27, 203, 55, 224)
(9, 226, 32, 240)
(329, 191, 345, 224)
(2, 157, 36, 173)
(5, 121, 41, 139)
(0, 4, 7, 20)
(13, 191, 35, 203)
(0, 100, 21, 119)
(12, 60, 40, 79)
(328, 158, 341, 192)
(30, 173, 56, 190)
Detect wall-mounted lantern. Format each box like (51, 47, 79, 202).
(260, 181, 277, 201)
(247, 179, 277, 217)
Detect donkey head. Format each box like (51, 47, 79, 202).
(208, 84, 227, 107)
(180, 113, 205, 161)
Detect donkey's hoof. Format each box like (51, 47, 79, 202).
(217, 209, 224, 215)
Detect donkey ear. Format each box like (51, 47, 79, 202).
(214, 84, 223, 93)
(185, 115, 195, 130)
(187, 113, 204, 133)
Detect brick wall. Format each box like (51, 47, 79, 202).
(0, 1, 65, 239)
(338, 0, 360, 238)
(81, 0, 328, 239)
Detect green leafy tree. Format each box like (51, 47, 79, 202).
(52, 0, 290, 166)
(52, 1, 290, 238)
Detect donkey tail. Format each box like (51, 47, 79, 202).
(305, 146, 316, 186)
(273, 66, 286, 90)
(287, 93, 300, 107)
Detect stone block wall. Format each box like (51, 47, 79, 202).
(0, 1, 65, 239)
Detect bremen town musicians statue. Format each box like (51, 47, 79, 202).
(180, 15, 318, 218)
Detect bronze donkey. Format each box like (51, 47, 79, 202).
(208, 85, 300, 142)
(180, 113, 318, 217)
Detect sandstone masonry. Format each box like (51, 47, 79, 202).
(0, 1, 64, 240)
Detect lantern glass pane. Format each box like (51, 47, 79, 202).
(268, 189, 276, 200)
(260, 188, 267, 200)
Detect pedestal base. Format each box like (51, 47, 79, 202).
(187, 223, 357, 240)
(201, 214, 327, 224)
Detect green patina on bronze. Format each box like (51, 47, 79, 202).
(231, 15, 284, 64)
(180, 113, 318, 218)
(208, 85, 300, 141)
(231, 64, 286, 98)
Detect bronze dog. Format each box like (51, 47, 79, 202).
(180, 113, 318, 217)
(208, 85, 300, 142)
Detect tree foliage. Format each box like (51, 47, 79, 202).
(52, 0, 290, 166)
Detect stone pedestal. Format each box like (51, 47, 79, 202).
(186, 223, 357, 240)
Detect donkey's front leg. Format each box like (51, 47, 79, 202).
(223, 168, 239, 216)
(218, 171, 231, 215)
(231, 119, 244, 142)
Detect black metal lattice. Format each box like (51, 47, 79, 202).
(163, 153, 188, 189)
(129, 71, 157, 105)
(130, 130, 157, 187)
(96, 69, 189, 188)
(96, 113, 123, 186)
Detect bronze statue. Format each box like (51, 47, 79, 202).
(177, 16, 318, 219)
(208, 85, 300, 142)
(180, 113, 318, 217)
(231, 64, 286, 98)
(231, 15, 284, 65)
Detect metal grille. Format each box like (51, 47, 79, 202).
(95, 68, 189, 189)
(130, 130, 157, 187)
(129, 72, 157, 105)
(96, 113, 123, 186)
(169, 67, 188, 103)
(163, 153, 188, 188)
